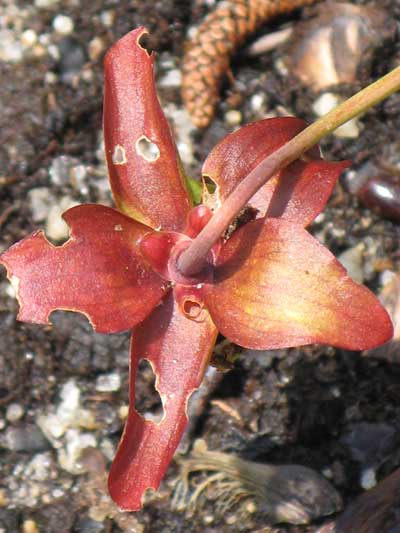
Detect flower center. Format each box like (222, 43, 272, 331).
(139, 205, 217, 287)
(139, 231, 214, 286)
(168, 238, 213, 286)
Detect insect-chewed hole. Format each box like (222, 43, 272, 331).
(182, 299, 206, 322)
(138, 32, 156, 55)
(202, 175, 217, 194)
(183, 299, 201, 317)
(135, 358, 163, 423)
(136, 136, 160, 162)
(112, 144, 127, 165)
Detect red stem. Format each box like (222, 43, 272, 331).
(178, 142, 300, 276)
(177, 65, 400, 277)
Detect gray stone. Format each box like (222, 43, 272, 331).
(3, 424, 49, 452)
(337, 244, 365, 284)
(74, 518, 107, 533)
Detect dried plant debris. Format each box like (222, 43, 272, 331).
(181, 0, 317, 128)
(316, 467, 400, 533)
(285, 2, 396, 91)
(173, 439, 341, 525)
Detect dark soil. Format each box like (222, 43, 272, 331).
(1, 1, 400, 532)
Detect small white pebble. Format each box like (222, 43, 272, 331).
(159, 68, 182, 88)
(330, 386, 341, 398)
(160, 56, 175, 69)
(47, 44, 60, 61)
(21, 29, 38, 48)
(28, 187, 54, 222)
(95, 372, 121, 392)
(163, 104, 196, 166)
(0, 35, 23, 63)
(203, 515, 214, 525)
(41, 494, 52, 505)
(58, 429, 97, 473)
(118, 404, 129, 420)
(360, 467, 377, 490)
(88, 37, 105, 61)
(100, 437, 116, 461)
(187, 25, 199, 41)
(45, 197, 78, 241)
(331, 226, 346, 239)
(312, 92, 341, 117)
(314, 212, 325, 224)
(22, 519, 39, 533)
(360, 216, 372, 229)
(35, 0, 60, 7)
(100, 10, 115, 28)
(6, 403, 24, 423)
(226, 514, 237, 525)
(52, 15, 74, 36)
(246, 501, 257, 513)
(250, 93, 266, 113)
(51, 488, 64, 498)
(5, 282, 17, 299)
(45, 71, 58, 84)
(380, 269, 396, 286)
(322, 467, 333, 479)
(81, 68, 94, 82)
(37, 413, 65, 439)
(59, 379, 80, 411)
(31, 44, 48, 59)
(334, 119, 361, 139)
(45, 206, 68, 240)
(274, 57, 289, 76)
(225, 109, 242, 127)
(70, 164, 88, 194)
(313, 94, 360, 137)
(338, 244, 365, 284)
(38, 33, 51, 46)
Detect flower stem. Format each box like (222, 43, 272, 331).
(178, 65, 400, 277)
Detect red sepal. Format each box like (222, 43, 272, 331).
(103, 27, 191, 231)
(0, 205, 167, 333)
(204, 218, 393, 350)
(108, 292, 217, 510)
(202, 117, 349, 226)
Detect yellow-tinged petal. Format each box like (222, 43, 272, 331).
(204, 219, 393, 350)
(202, 117, 349, 226)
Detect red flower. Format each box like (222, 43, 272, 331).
(0, 28, 392, 511)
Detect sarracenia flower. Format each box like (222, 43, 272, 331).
(0, 28, 392, 511)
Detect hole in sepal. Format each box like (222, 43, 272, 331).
(138, 32, 156, 55)
(201, 175, 219, 211)
(182, 298, 206, 322)
(202, 175, 217, 195)
(135, 358, 163, 423)
(136, 136, 160, 162)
